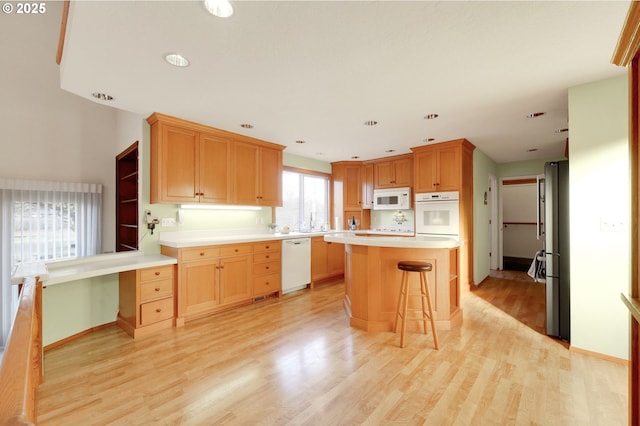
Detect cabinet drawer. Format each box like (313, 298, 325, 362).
(181, 247, 219, 261)
(140, 278, 173, 302)
(140, 297, 174, 326)
(253, 251, 281, 263)
(253, 273, 281, 296)
(140, 265, 173, 282)
(254, 260, 280, 276)
(220, 244, 252, 257)
(253, 241, 281, 253)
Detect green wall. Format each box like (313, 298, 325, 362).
(472, 148, 498, 284)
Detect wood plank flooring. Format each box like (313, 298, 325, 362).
(37, 276, 627, 425)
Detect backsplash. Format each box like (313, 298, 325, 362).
(370, 209, 414, 231)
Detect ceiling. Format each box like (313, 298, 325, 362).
(60, 1, 630, 164)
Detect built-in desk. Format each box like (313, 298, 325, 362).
(11, 252, 177, 346)
(323, 233, 462, 331)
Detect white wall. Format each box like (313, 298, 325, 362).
(1, 1, 119, 254)
(501, 183, 543, 259)
(568, 74, 629, 360)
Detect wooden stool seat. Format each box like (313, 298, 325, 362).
(397, 261, 433, 273)
(394, 261, 439, 349)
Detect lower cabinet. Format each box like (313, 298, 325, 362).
(253, 241, 282, 298)
(311, 236, 344, 286)
(117, 264, 175, 338)
(161, 240, 281, 325)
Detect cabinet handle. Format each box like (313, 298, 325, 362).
(200, 252, 205, 256)
(265, 255, 270, 259)
(155, 271, 160, 276)
(265, 282, 270, 286)
(156, 308, 162, 313)
(155, 288, 160, 292)
(266, 266, 270, 270)
(234, 248, 239, 252)
(266, 245, 270, 249)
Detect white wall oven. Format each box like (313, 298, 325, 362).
(415, 191, 460, 236)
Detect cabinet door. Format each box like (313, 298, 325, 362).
(258, 146, 282, 206)
(414, 150, 438, 193)
(362, 163, 374, 209)
(220, 255, 252, 304)
(160, 125, 199, 202)
(311, 237, 328, 280)
(182, 261, 219, 316)
(327, 242, 345, 276)
(374, 161, 395, 188)
(199, 133, 231, 204)
(344, 165, 362, 209)
(392, 157, 413, 187)
(436, 147, 461, 191)
(232, 142, 260, 205)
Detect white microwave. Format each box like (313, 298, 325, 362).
(373, 187, 411, 210)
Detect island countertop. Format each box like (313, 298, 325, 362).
(323, 232, 462, 249)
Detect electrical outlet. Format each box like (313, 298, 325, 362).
(161, 217, 176, 227)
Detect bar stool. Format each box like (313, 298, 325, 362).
(394, 260, 439, 349)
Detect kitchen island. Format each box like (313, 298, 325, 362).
(324, 233, 462, 332)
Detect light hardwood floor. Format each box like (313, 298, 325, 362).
(38, 276, 627, 425)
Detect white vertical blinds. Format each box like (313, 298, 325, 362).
(0, 178, 102, 350)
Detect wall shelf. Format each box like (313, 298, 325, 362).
(116, 141, 139, 252)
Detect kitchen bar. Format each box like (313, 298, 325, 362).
(324, 233, 463, 331)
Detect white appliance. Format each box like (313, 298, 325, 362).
(415, 191, 460, 236)
(281, 238, 311, 294)
(373, 187, 411, 210)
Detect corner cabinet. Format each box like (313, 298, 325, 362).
(148, 113, 284, 206)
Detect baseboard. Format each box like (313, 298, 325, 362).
(569, 345, 629, 365)
(44, 322, 117, 351)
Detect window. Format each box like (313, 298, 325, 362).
(276, 169, 329, 231)
(0, 179, 102, 349)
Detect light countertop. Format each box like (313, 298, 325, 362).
(158, 229, 339, 248)
(11, 251, 177, 286)
(323, 233, 462, 249)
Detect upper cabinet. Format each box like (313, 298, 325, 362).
(232, 142, 283, 206)
(412, 140, 473, 193)
(148, 113, 284, 206)
(373, 155, 412, 189)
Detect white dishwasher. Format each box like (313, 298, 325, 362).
(281, 237, 311, 294)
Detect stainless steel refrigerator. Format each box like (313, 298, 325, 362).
(543, 160, 570, 341)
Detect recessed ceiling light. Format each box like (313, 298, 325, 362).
(423, 138, 435, 143)
(526, 112, 545, 118)
(385, 149, 395, 153)
(555, 128, 569, 133)
(295, 140, 305, 144)
(364, 120, 378, 126)
(92, 92, 114, 101)
(165, 53, 190, 67)
(351, 156, 360, 159)
(527, 148, 538, 152)
(424, 114, 439, 120)
(204, 0, 233, 18)
(316, 152, 324, 156)
(240, 123, 253, 129)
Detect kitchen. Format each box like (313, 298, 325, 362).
(0, 1, 633, 423)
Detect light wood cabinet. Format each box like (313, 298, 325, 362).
(373, 155, 412, 189)
(311, 236, 344, 286)
(413, 143, 461, 193)
(362, 163, 374, 209)
(148, 113, 284, 206)
(331, 161, 371, 230)
(117, 264, 175, 338)
(232, 142, 283, 206)
(252, 241, 281, 297)
(411, 138, 475, 289)
(162, 242, 283, 325)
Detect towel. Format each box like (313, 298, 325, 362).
(527, 250, 546, 283)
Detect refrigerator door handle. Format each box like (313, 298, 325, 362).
(536, 174, 544, 240)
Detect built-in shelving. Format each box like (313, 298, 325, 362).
(116, 141, 139, 252)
